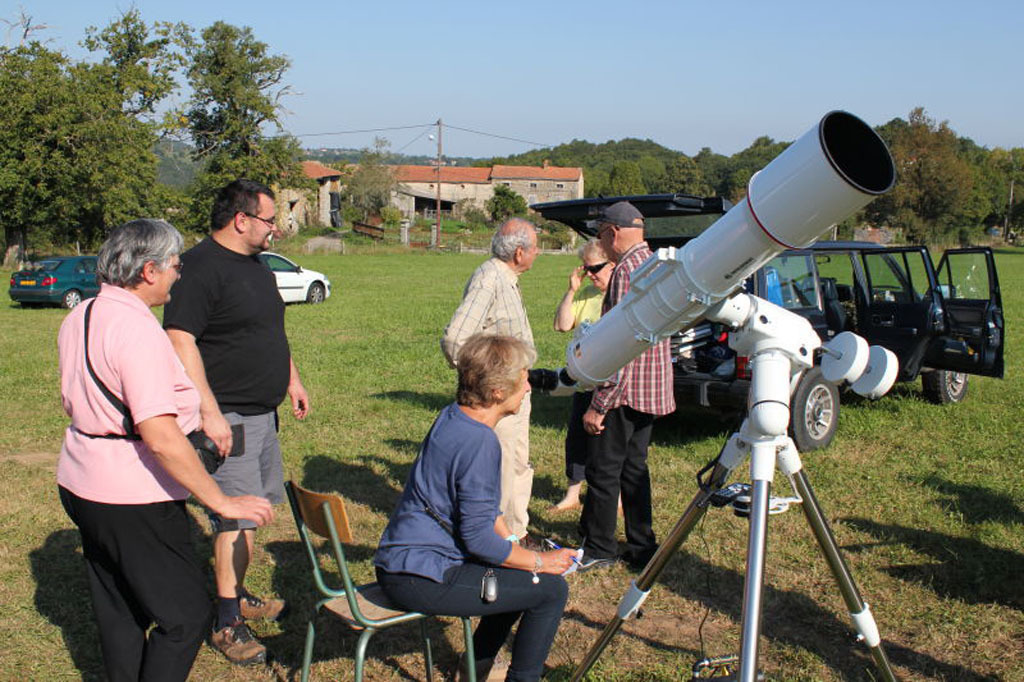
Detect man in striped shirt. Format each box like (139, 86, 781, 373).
(579, 201, 676, 571)
(441, 218, 540, 546)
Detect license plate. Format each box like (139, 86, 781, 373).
(19, 280, 36, 286)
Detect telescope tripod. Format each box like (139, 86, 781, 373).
(570, 424, 897, 681)
(568, 294, 900, 682)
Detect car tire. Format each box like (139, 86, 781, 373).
(306, 282, 326, 304)
(62, 289, 83, 309)
(790, 367, 839, 452)
(921, 369, 968, 404)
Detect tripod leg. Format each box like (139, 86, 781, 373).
(737, 442, 776, 682)
(790, 469, 898, 682)
(570, 452, 740, 682)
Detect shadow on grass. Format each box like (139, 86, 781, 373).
(843, 517, 1024, 611)
(371, 390, 451, 413)
(29, 529, 105, 681)
(299, 454, 405, 517)
(635, 548, 995, 680)
(918, 475, 1024, 525)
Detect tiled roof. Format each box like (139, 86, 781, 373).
(491, 165, 581, 181)
(302, 160, 344, 179)
(393, 165, 492, 184)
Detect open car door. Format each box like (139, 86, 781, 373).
(927, 248, 1004, 378)
(858, 246, 944, 380)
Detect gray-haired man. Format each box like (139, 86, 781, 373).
(441, 218, 540, 547)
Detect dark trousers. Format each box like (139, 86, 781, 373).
(59, 487, 211, 682)
(563, 390, 592, 482)
(377, 563, 568, 682)
(579, 405, 657, 560)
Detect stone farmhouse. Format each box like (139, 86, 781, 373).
(391, 162, 584, 219)
(278, 160, 584, 230)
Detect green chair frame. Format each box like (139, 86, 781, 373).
(285, 480, 476, 682)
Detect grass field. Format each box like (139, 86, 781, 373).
(1, 244, 1021, 681)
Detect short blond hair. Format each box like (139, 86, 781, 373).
(456, 335, 536, 408)
(578, 239, 607, 262)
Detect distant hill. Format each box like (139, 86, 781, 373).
(305, 147, 481, 168)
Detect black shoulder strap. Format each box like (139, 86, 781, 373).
(83, 299, 141, 440)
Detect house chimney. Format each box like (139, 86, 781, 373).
(542, 159, 550, 169)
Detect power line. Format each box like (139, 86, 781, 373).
(444, 123, 551, 148)
(296, 124, 434, 138)
(394, 125, 435, 154)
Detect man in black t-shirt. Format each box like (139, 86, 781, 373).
(164, 179, 310, 665)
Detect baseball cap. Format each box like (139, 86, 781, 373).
(596, 201, 644, 228)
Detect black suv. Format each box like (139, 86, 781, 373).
(533, 193, 1005, 451)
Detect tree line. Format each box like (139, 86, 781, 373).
(1, 8, 1020, 257)
(0, 10, 310, 260)
(491, 110, 1023, 244)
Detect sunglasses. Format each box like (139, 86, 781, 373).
(242, 212, 276, 227)
(582, 261, 609, 275)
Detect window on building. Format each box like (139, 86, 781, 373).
(556, 183, 564, 189)
(530, 182, 538, 188)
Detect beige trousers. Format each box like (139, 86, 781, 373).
(494, 392, 533, 538)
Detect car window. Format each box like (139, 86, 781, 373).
(763, 253, 818, 310)
(814, 252, 856, 299)
(643, 214, 722, 241)
(263, 255, 296, 272)
(74, 261, 87, 274)
(82, 258, 97, 274)
(936, 251, 990, 300)
(37, 260, 61, 272)
(863, 251, 928, 303)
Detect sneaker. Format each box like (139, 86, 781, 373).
(576, 553, 618, 573)
(239, 591, 287, 622)
(210, 618, 267, 666)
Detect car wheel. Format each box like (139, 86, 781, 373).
(62, 289, 83, 309)
(790, 367, 839, 452)
(306, 282, 326, 304)
(921, 369, 968, 404)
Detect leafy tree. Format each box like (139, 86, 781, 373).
(664, 156, 711, 195)
(607, 161, 645, 196)
(486, 184, 527, 222)
(0, 11, 185, 255)
(345, 138, 396, 220)
(179, 21, 309, 229)
(867, 108, 974, 242)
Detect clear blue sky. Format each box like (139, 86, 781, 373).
(20, 0, 1024, 159)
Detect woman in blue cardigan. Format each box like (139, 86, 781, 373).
(376, 334, 577, 681)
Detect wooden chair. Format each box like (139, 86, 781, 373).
(285, 480, 477, 682)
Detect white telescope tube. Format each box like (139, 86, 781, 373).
(565, 111, 895, 386)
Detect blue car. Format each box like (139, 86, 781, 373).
(8, 256, 100, 309)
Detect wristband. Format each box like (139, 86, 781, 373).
(504, 534, 518, 543)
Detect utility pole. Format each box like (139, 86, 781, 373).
(433, 118, 442, 249)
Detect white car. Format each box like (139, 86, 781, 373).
(258, 252, 331, 304)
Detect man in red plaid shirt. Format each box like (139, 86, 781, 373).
(578, 201, 675, 572)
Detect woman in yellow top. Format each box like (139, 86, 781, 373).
(550, 240, 612, 512)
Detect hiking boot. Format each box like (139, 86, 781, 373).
(239, 591, 287, 622)
(211, 618, 267, 666)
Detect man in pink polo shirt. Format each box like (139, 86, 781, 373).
(57, 219, 273, 681)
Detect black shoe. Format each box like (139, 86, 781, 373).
(622, 546, 658, 572)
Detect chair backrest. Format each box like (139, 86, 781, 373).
(285, 480, 360, 603)
(289, 480, 354, 543)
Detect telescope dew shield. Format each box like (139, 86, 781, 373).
(565, 111, 895, 386)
